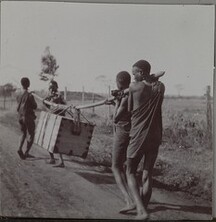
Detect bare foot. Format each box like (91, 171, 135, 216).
(119, 204, 136, 214)
(49, 159, 55, 164)
(53, 163, 65, 168)
(25, 153, 35, 158)
(17, 150, 25, 160)
(135, 212, 149, 220)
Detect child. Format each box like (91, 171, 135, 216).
(17, 77, 37, 159)
(109, 71, 135, 214)
(44, 80, 66, 168)
(126, 60, 165, 220)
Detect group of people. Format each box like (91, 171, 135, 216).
(105, 59, 165, 220)
(16, 59, 165, 220)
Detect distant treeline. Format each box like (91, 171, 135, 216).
(164, 95, 209, 100)
(33, 90, 105, 101)
(7, 89, 211, 101)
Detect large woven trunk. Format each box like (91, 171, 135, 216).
(34, 111, 94, 159)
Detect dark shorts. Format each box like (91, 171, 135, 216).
(19, 117, 35, 142)
(127, 141, 159, 174)
(112, 121, 130, 169)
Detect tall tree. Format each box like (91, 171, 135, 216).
(39, 47, 59, 81)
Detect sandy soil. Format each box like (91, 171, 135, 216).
(0, 115, 212, 220)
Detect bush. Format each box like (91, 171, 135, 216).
(163, 112, 208, 149)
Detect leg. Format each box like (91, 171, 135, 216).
(141, 169, 152, 208)
(141, 147, 159, 208)
(18, 120, 27, 160)
(126, 158, 148, 220)
(53, 154, 65, 168)
(112, 124, 134, 213)
(18, 132, 26, 152)
(49, 152, 55, 164)
(112, 163, 135, 213)
(59, 154, 64, 165)
(25, 119, 35, 157)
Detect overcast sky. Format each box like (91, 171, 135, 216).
(1, 1, 214, 95)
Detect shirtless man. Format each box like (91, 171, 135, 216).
(126, 60, 165, 220)
(17, 77, 37, 159)
(108, 71, 135, 214)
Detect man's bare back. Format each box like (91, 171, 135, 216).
(128, 81, 152, 112)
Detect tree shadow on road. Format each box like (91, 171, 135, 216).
(124, 202, 211, 217)
(24, 157, 51, 161)
(64, 157, 112, 173)
(149, 202, 211, 215)
(75, 171, 115, 185)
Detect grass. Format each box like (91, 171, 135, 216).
(0, 97, 213, 201)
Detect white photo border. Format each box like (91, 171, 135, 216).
(1, 0, 216, 219)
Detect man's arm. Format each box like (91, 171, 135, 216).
(29, 94, 37, 110)
(150, 71, 165, 82)
(114, 96, 128, 124)
(128, 86, 133, 113)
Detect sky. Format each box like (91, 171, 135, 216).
(0, 1, 215, 96)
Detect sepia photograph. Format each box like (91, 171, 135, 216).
(0, 0, 215, 220)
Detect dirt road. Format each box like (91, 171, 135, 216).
(0, 120, 212, 220)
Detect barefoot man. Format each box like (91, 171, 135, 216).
(17, 77, 37, 160)
(106, 71, 135, 214)
(126, 60, 165, 220)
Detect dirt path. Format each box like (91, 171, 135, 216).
(0, 120, 212, 220)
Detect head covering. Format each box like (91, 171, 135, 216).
(133, 60, 151, 74)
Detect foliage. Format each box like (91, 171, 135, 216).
(163, 112, 207, 149)
(0, 83, 17, 97)
(39, 47, 59, 81)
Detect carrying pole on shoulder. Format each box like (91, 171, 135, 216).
(32, 92, 115, 110)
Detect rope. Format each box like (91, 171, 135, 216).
(80, 112, 92, 124)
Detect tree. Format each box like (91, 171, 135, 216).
(0, 83, 16, 109)
(39, 47, 59, 81)
(0, 83, 17, 97)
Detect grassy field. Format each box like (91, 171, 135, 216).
(0, 96, 213, 202)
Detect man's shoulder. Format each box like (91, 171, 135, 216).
(153, 81, 165, 94)
(27, 92, 36, 101)
(129, 81, 144, 90)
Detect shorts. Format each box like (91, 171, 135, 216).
(19, 117, 35, 142)
(112, 121, 130, 169)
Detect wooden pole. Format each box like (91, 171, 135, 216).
(82, 86, 85, 105)
(92, 91, 95, 114)
(206, 85, 212, 149)
(213, 5, 216, 219)
(108, 85, 111, 119)
(213, 68, 216, 219)
(64, 86, 67, 101)
(32, 92, 115, 110)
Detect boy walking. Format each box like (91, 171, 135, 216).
(126, 60, 165, 220)
(17, 77, 37, 160)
